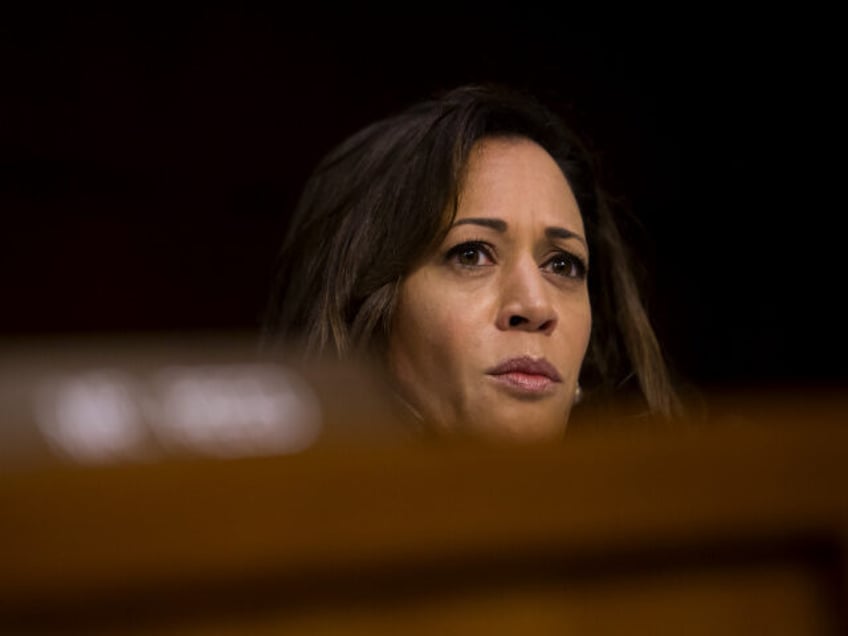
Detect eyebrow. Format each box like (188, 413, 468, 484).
(453, 217, 508, 232)
(452, 217, 587, 248)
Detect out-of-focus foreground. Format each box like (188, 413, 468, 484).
(1, 334, 846, 634)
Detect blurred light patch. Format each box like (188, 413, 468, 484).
(33, 364, 322, 464)
(34, 370, 146, 464)
(150, 364, 321, 458)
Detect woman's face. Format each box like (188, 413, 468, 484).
(388, 137, 591, 441)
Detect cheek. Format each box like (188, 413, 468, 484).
(556, 299, 592, 367)
(577, 308, 592, 372)
(432, 319, 482, 370)
(575, 302, 592, 350)
(389, 275, 488, 386)
(394, 290, 474, 369)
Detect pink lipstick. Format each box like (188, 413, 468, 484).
(485, 356, 562, 395)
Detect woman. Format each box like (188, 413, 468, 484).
(262, 84, 681, 440)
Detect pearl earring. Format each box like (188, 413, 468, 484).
(574, 384, 583, 405)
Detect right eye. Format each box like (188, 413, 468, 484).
(446, 241, 495, 268)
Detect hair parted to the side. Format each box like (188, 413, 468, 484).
(262, 83, 681, 419)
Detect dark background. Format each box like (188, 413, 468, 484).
(1, 8, 844, 394)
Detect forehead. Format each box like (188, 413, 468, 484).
(456, 137, 582, 229)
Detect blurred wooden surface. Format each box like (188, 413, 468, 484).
(2, 413, 847, 634)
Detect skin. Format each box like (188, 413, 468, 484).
(388, 137, 592, 441)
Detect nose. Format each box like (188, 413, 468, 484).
(495, 257, 558, 334)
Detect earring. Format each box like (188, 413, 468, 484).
(574, 383, 583, 405)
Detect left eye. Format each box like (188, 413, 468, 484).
(544, 253, 587, 279)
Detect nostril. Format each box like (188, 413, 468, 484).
(538, 319, 555, 332)
(509, 315, 525, 327)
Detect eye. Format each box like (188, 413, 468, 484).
(446, 241, 495, 268)
(543, 251, 587, 279)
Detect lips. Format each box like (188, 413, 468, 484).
(485, 356, 562, 395)
(487, 356, 563, 380)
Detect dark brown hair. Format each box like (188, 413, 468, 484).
(262, 84, 680, 419)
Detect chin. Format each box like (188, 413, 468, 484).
(465, 406, 567, 443)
